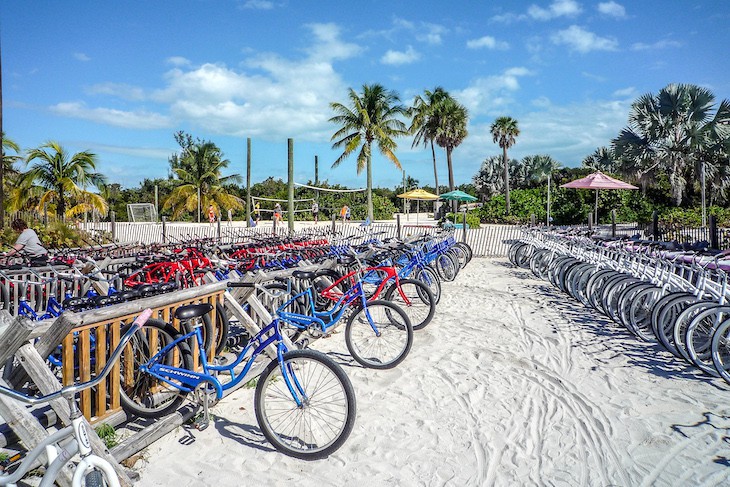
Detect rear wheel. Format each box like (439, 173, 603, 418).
(119, 319, 193, 418)
(383, 279, 436, 330)
(415, 267, 441, 305)
(345, 300, 413, 369)
(255, 349, 356, 459)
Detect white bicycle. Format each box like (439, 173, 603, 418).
(0, 308, 153, 487)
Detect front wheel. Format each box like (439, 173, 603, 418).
(383, 279, 436, 330)
(345, 300, 413, 369)
(254, 349, 356, 460)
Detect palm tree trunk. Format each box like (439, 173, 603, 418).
(197, 186, 201, 223)
(503, 147, 511, 215)
(366, 145, 373, 221)
(431, 140, 440, 213)
(447, 147, 456, 213)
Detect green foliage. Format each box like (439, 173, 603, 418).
(0, 220, 106, 249)
(446, 211, 481, 228)
(95, 423, 119, 449)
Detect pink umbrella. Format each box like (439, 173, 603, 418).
(560, 171, 638, 224)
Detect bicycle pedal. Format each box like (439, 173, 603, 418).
(193, 419, 210, 431)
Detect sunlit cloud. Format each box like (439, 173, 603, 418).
(50, 102, 171, 129)
(454, 67, 533, 116)
(597, 1, 626, 18)
(381, 46, 420, 65)
(241, 0, 274, 10)
(74, 52, 91, 62)
(631, 39, 682, 50)
(528, 0, 582, 21)
(466, 36, 509, 50)
(166, 56, 192, 67)
(363, 18, 447, 45)
(86, 83, 147, 101)
(551, 25, 618, 53)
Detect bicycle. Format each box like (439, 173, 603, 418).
(0, 309, 153, 487)
(119, 283, 357, 460)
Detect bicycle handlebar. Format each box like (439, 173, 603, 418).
(0, 308, 153, 405)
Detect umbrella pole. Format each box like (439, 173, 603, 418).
(595, 190, 598, 225)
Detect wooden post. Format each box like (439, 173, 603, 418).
(110, 210, 116, 241)
(588, 213, 593, 231)
(154, 184, 159, 221)
(162, 216, 167, 243)
(246, 138, 252, 227)
(611, 209, 616, 238)
(217, 218, 221, 240)
(314, 155, 319, 202)
(530, 213, 535, 226)
(288, 138, 294, 234)
(397, 214, 402, 239)
(331, 212, 336, 234)
(710, 215, 719, 250)
(652, 210, 659, 241)
(462, 206, 468, 243)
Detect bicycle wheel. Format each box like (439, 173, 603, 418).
(454, 242, 473, 264)
(119, 319, 193, 419)
(686, 306, 730, 376)
(435, 252, 458, 281)
(673, 300, 718, 363)
(345, 300, 413, 369)
(213, 301, 230, 357)
(383, 279, 436, 330)
(711, 318, 730, 384)
(628, 286, 663, 341)
(254, 349, 356, 460)
(654, 294, 697, 356)
(415, 266, 441, 305)
(514, 243, 535, 269)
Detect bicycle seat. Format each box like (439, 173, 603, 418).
(175, 303, 213, 320)
(157, 282, 178, 293)
(93, 294, 124, 307)
(136, 284, 158, 296)
(63, 296, 94, 310)
(292, 270, 316, 280)
(117, 289, 141, 301)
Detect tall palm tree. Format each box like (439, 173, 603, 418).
(409, 87, 450, 205)
(434, 97, 469, 212)
(525, 155, 562, 224)
(613, 83, 730, 205)
(330, 84, 409, 221)
(164, 140, 242, 221)
(490, 116, 520, 214)
(23, 141, 107, 219)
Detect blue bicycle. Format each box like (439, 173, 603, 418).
(119, 282, 357, 460)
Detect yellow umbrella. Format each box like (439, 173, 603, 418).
(397, 188, 439, 224)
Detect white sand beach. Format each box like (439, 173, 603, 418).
(135, 258, 730, 486)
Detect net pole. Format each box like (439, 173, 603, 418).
(246, 137, 252, 227)
(288, 138, 294, 233)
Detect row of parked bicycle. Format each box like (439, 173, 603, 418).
(508, 227, 730, 384)
(0, 228, 473, 487)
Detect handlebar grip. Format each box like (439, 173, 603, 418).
(227, 281, 255, 288)
(134, 308, 154, 328)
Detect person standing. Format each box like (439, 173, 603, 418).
(312, 201, 319, 223)
(345, 205, 351, 222)
(208, 204, 216, 227)
(2, 219, 48, 266)
(254, 202, 261, 223)
(227, 208, 233, 226)
(340, 204, 349, 223)
(274, 203, 282, 222)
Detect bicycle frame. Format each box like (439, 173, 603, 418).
(141, 318, 307, 407)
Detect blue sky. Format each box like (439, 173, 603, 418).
(2, 0, 728, 191)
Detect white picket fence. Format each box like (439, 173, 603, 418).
(80, 220, 525, 257)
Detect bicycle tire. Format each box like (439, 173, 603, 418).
(345, 300, 413, 369)
(453, 242, 473, 264)
(383, 279, 436, 330)
(214, 301, 230, 357)
(654, 294, 697, 356)
(435, 252, 458, 281)
(119, 318, 193, 419)
(254, 349, 356, 460)
(711, 318, 730, 384)
(686, 305, 730, 376)
(415, 267, 441, 305)
(628, 286, 664, 341)
(673, 300, 718, 363)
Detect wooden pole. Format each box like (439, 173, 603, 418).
(246, 138, 252, 227)
(288, 138, 294, 234)
(397, 214, 402, 239)
(314, 155, 319, 202)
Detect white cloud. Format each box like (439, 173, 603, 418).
(631, 39, 682, 50)
(50, 102, 171, 129)
(612, 86, 637, 98)
(416, 23, 447, 45)
(466, 36, 509, 50)
(305, 23, 363, 61)
(166, 56, 191, 67)
(241, 0, 274, 9)
(454, 67, 533, 116)
(74, 52, 91, 62)
(381, 46, 420, 65)
(598, 1, 626, 18)
(86, 83, 147, 101)
(363, 18, 447, 45)
(528, 0, 582, 21)
(551, 25, 618, 53)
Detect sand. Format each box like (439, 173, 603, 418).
(134, 258, 730, 486)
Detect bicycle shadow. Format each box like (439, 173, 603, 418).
(210, 415, 276, 454)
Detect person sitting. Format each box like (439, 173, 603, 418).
(3, 219, 49, 266)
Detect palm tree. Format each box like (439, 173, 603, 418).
(434, 97, 469, 212)
(490, 116, 520, 214)
(409, 87, 450, 207)
(330, 84, 409, 221)
(23, 141, 107, 219)
(613, 83, 730, 205)
(164, 139, 243, 221)
(525, 155, 561, 224)
(1, 135, 21, 225)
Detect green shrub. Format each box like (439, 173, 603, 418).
(446, 211, 481, 228)
(95, 423, 119, 449)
